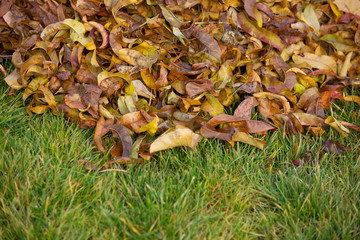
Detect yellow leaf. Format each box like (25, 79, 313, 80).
(333, 0, 360, 16)
(139, 116, 159, 136)
(132, 41, 159, 58)
(297, 73, 317, 88)
(302, 4, 320, 31)
(293, 113, 325, 126)
(232, 132, 265, 150)
(293, 53, 337, 73)
(29, 105, 49, 114)
(124, 81, 135, 95)
(149, 125, 201, 153)
(325, 116, 350, 136)
(201, 94, 224, 117)
(320, 35, 358, 53)
(159, 4, 184, 28)
(140, 69, 157, 89)
(244, 0, 263, 27)
(132, 80, 156, 99)
(62, 19, 96, 50)
(118, 48, 159, 69)
(99, 104, 115, 119)
(97, 71, 130, 86)
(339, 52, 353, 77)
(229, 8, 285, 51)
(4, 70, 22, 90)
(39, 85, 57, 108)
(344, 95, 360, 105)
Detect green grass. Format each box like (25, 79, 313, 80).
(1, 63, 360, 239)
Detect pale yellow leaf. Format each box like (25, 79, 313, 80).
(149, 125, 201, 153)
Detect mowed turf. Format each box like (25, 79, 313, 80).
(1, 64, 360, 239)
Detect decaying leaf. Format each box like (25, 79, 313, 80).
(322, 140, 350, 154)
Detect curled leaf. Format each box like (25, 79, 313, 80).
(4, 70, 22, 90)
(150, 125, 201, 153)
(325, 116, 350, 136)
(108, 124, 133, 159)
(94, 116, 114, 152)
(232, 131, 265, 150)
(253, 92, 291, 113)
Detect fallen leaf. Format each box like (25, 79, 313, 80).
(108, 124, 133, 159)
(234, 97, 256, 120)
(325, 116, 350, 136)
(4, 69, 22, 90)
(230, 8, 285, 51)
(244, 0, 263, 27)
(232, 131, 265, 150)
(191, 25, 222, 61)
(303, 4, 320, 31)
(94, 116, 115, 152)
(253, 92, 291, 113)
(333, 0, 360, 16)
(322, 140, 351, 154)
(150, 125, 201, 153)
(293, 53, 337, 73)
(118, 48, 159, 70)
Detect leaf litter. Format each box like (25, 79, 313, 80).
(1, 0, 360, 169)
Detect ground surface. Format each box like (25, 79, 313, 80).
(1, 67, 360, 239)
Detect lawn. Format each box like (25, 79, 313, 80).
(1, 64, 360, 239)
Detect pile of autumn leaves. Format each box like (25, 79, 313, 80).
(2, 0, 360, 168)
